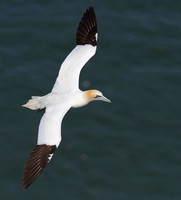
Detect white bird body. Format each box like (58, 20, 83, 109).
(25, 89, 89, 110)
(22, 7, 111, 190)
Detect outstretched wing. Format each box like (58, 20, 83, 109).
(22, 104, 70, 190)
(52, 7, 98, 93)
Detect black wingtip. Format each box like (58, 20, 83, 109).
(22, 145, 56, 190)
(76, 6, 98, 46)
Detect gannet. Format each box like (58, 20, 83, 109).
(21, 6, 111, 190)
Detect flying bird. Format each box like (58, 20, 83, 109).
(22, 6, 111, 190)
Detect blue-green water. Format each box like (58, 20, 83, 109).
(1, 0, 181, 199)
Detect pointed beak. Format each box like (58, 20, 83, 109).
(99, 96, 111, 103)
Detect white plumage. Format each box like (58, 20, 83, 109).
(52, 44, 96, 93)
(38, 104, 70, 146)
(22, 7, 110, 190)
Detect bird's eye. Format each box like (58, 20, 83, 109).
(95, 95, 101, 98)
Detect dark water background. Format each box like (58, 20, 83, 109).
(0, 0, 181, 199)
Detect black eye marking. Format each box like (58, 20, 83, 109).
(95, 95, 101, 98)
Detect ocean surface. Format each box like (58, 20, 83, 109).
(0, 0, 181, 199)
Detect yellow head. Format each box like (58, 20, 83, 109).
(84, 90, 111, 103)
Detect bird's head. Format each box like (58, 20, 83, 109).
(84, 90, 111, 103)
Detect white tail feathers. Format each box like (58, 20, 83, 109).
(22, 96, 41, 110)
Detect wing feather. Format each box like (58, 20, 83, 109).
(76, 7, 97, 46)
(22, 144, 56, 190)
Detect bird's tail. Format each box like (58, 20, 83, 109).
(22, 96, 41, 110)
